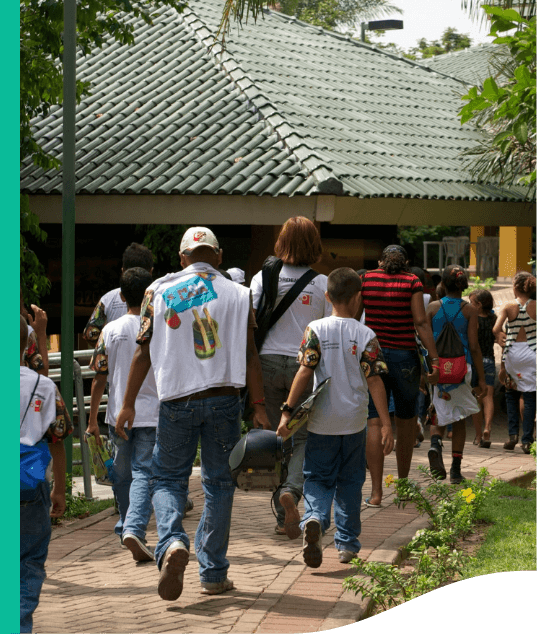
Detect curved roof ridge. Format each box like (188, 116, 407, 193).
(180, 5, 344, 194)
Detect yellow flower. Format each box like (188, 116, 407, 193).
(465, 493, 476, 503)
(384, 474, 395, 487)
(461, 488, 473, 498)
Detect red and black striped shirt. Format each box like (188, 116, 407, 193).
(362, 269, 423, 349)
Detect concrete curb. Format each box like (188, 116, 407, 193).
(50, 506, 116, 541)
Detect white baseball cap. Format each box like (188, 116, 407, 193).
(180, 227, 220, 255)
(227, 268, 245, 284)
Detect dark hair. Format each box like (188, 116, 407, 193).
(436, 282, 446, 300)
(469, 289, 494, 314)
(122, 243, 153, 272)
(401, 243, 416, 266)
(327, 267, 362, 304)
(442, 265, 468, 292)
(513, 271, 536, 295)
(356, 268, 368, 278)
(120, 267, 153, 308)
(380, 245, 410, 275)
(410, 266, 426, 285)
(20, 315, 28, 354)
(274, 217, 323, 266)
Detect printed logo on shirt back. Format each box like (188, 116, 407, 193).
(162, 276, 218, 315)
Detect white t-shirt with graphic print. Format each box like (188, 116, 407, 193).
(90, 314, 159, 428)
(137, 263, 252, 403)
(298, 316, 384, 435)
(100, 287, 128, 323)
(250, 264, 331, 356)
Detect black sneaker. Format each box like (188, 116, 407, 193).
(428, 445, 447, 480)
(185, 497, 194, 514)
(449, 466, 465, 484)
(303, 518, 323, 569)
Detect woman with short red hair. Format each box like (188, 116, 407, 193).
(250, 217, 330, 539)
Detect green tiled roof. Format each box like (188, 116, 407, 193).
(419, 43, 502, 87)
(21, 2, 530, 201)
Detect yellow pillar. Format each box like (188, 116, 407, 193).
(499, 226, 533, 279)
(469, 226, 484, 272)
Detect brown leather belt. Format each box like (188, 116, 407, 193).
(169, 386, 240, 403)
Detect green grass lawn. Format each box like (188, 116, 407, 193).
(463, 481, 536, 577)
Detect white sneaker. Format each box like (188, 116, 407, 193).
(122, 533, 155, 562)
(302, 518, 323, 568)
(338, 550, 358, 564)
(158, 540, 190, 601)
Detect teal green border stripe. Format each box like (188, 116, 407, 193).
(8, 2, 19, 632)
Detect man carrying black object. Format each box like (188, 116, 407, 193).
(116, 227, 270, 600)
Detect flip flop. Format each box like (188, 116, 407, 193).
(363, 498, 382, 509)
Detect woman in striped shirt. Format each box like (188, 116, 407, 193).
(358, 246, 439, 507)
(493, 271, 536, 454)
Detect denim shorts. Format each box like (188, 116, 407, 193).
(368, 347, 420, 420)
(471, 357, 496, 387)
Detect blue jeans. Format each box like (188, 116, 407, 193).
(300, 429, 366, 553)
(260, 355, 312, 525)
(368, 348, 420, 420)
(151, 395, 241, 583)
(20, 481, 51, 633)
(505, 390, 536, 445)
(108, 425, 156, 540)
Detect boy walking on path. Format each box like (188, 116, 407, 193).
(20, 316, 73, 633)
(277, 268, 394, 567)
(87, 268, 158, 562)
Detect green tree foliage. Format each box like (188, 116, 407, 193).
(219, 0, 400, 36)
(459, 5, 536, 191)
(411, 27, 472, 59)
(20, 195, 50, 306)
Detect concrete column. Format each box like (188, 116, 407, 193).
(469, 226, 484, 273)
(498, 226, 533, 280)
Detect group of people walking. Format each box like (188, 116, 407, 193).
(20, 217, 536, 632)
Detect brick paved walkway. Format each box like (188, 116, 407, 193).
(33, 427, 534, 634)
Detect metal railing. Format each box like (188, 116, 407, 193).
(48, 350, 109, 500)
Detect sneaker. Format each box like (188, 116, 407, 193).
(303, 518, 323, 569)
(157, 540, 189, 601)
(122, 533, 155, 562)
(428, 445, 447, 480)
(338, 550, 358, 564)
(279, 491, 301, 540)
(200, 578, 234, 595)
(503, 435, 519, 450)
(449, 467, 465, 484)
(185, 497, 194, 514)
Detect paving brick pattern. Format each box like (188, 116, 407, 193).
(34, 437, 534, 634)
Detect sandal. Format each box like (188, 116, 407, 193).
(480, 430, 491, 448)
(473, 437, 481, 445)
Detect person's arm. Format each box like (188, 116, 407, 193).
(82, 300, 107, 346)
(411, 291, 439, 385)
(492, 304, 509, 347)
(466, 304, 487, 398)
(276, 365, 314, 439)
(49, 440, 66, 518)
(47, 386, 74, 518)
(246, 321, 271, 430)
(28, 305, 49, 376)
(115, 341, 151, 439)
(367, 375, 394, 455)
(86, 332, 108, 446)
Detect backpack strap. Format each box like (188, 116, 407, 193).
(21, 374, 41, 429)
(267, 269, 320, 331)
(440, 298, 466, 324)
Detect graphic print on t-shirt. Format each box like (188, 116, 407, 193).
(162, 276, 222, 360)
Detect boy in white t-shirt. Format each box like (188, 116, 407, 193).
(277, 268, 394, 567)
(87, 267, 159, 563)
(20, 317, 73, 633)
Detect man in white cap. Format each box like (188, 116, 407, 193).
(116, 227, 270, 601)
(226, 268, 246, 285)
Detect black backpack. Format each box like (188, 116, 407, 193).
(435, 301, 468, 384)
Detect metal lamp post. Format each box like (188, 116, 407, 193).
(360, 19, 404, 43)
